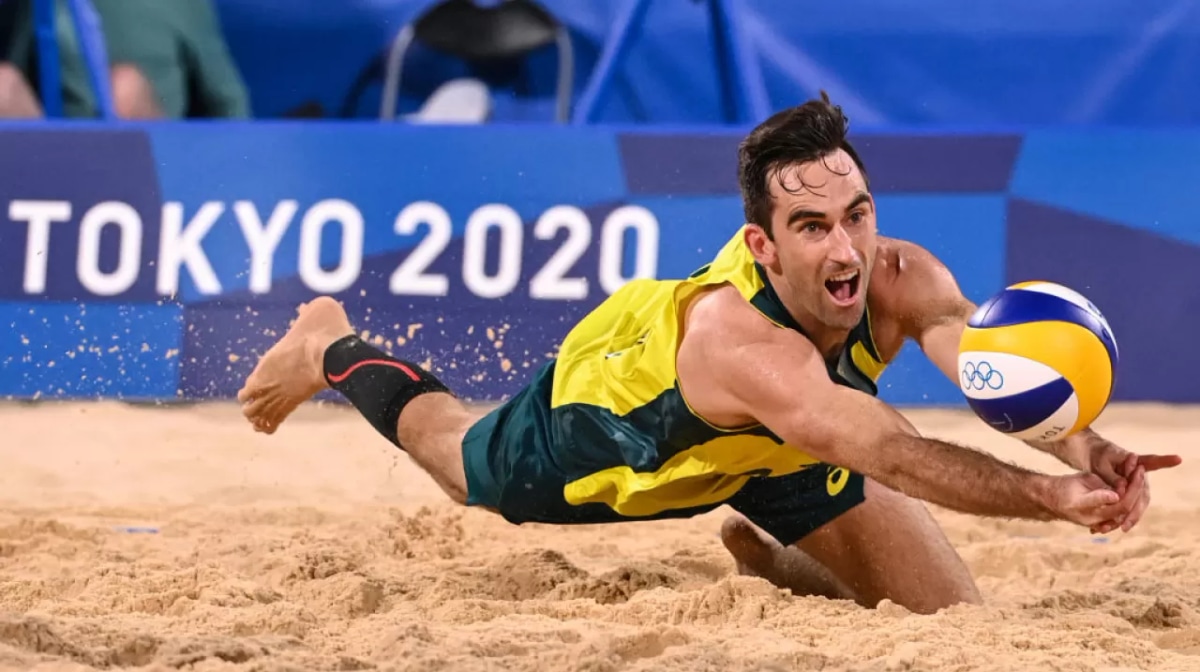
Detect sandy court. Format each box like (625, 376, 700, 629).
(0, 400, 1198, 672)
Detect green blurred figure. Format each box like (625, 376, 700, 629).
(0, 0, 250, 119)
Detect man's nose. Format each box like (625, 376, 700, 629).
(826, 225, 858, 265)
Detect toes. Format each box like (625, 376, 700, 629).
(720, 514, 755, 544)
(253, 418, 277, 434)
(720, 517, 778, 577)
(247, 395, 293, 434)
(241, 391, 273, 422)
(721, 515, 776, 554)
(259, 398, 289, 431)
(237, 377, 261, 403)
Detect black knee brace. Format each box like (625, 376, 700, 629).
(322, 335, 453, 450)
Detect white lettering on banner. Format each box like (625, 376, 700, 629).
(9, 199, 71, 293)
(76, 201, 142, 296)
(158, 202, 223, 296)
(389, 201, 452, 296)
(5, 197, 662, 300)
(462, 203, 523, 299)
(385, 201, 660, 299)
(298, 199, 363, 293)
(599, 205, 659, 295)
(530, 205, 590, 300)
(234, 200, 297, 293)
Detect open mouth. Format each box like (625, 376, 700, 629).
(824, 270, 861, 306)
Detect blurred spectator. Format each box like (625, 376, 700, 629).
(0, 0, 250, 119)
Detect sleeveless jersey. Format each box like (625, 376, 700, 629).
(543, 227, 888, 518)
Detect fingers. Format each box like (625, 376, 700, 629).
(1093, 459, 1126, 492)
(1139, 454, 1184, 471)
(1122, 452, 1137, 478)
(1086, 466, 1149, 534)
(1080, 448, 1178, 534)
(1091, 515, 1122, 535)
(1121, 467, 1149, 532)
(1117, 463, 1145, 512)
(1078, 488, 1120, 511)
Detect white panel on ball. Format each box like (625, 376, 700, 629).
(956, 350, 1065, 400)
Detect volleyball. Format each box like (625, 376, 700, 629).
(957, 281, 1119, 442)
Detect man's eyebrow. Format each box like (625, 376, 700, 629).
(787, 209, 827, 225)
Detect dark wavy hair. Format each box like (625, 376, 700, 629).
(737, 91, 869, 239)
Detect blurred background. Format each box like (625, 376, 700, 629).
(2, 0, 1198, 126)
(0, 0, 1198, 408)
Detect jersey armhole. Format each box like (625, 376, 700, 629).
(672, 281, 766, 435)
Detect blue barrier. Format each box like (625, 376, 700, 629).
(34, 0, 117, 120)
(213, 0, 1200, 126)
(1, 123, 1198, 405)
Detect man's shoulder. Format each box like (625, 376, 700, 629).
(674, 284, 823, 429)
(868, 237, 956, 307)
(678, 284, 817, 371)
(681, 284, 776, 342)
(867, 236, 973, 340)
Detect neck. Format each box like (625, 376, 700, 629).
(793, 306, 852, 360)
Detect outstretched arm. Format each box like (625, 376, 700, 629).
(680, 289, 1131, 528)
(885, 240, 1103, 467)
(887, 240, 1181, 531)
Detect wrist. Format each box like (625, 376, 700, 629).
(1024, 473, 1059, 520)
(1069, 438, 1098, 471)
(1029, 434, 1093, 471)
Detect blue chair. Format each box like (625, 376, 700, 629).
(34, 0, 116, 119)
(572, 0, 769, 125)
(378, 0, 575, 123)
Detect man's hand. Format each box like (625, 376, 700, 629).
(1084, 439, 1182, 534)
(1044, 471, 1132, 528)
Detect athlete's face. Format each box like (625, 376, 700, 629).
(746, 149, 877, 332)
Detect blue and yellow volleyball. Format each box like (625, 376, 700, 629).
(957, 281, 1119, 442)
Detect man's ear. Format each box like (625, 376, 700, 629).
(744, 223, 778, 267)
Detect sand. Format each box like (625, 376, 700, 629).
(0, 400, 1198, 672)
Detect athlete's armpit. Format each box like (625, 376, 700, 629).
(873, 239, 975, 383)
(675, 285, 781, 430)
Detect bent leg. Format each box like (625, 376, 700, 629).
(726, 470, 980, 614)
(393, 393, 480, 504)
(720, 515, 855, 602)
(794, 478, 980, 613)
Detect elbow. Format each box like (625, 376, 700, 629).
(788, 412, 911, 477)
(781, 412, 857, 467)
(776, 385, 920, 471)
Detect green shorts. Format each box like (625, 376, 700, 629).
(460, 362, 866, 546)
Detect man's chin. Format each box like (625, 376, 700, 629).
(818, 300, 866, 329)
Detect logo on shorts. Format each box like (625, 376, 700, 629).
(961, 361, 1004, 391)
(826, 466, 850, 497)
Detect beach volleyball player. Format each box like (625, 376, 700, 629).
(238, 94, 1181, 614)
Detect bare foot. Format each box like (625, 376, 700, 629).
(238, 296, 354, 434)
(720, 514, 779, 578)
(719, 514, 856, 602)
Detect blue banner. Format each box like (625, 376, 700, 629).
(1, 123, 1197, 405)
(215, 0, 1200, 127)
